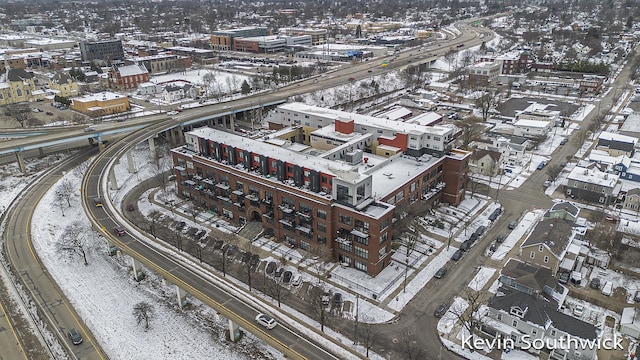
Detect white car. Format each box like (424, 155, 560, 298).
(573, 304, 584, 317)
(255, 313, 277, 330)
(167, 111, 179, 115)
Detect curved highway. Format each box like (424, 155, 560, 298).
(0, 18, 495, 359)
(3, 148, 108, 360)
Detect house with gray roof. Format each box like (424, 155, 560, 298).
(499, 259, 558, 299)
(564, 165, 621, 206)
(544, 201, 580, 222)
(484, 287, 598, 360)
(596, 131, 637, 157)
(519, 218, 575, 275)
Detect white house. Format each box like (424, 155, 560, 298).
(513, 119, 552, 138)
(620, 307, 640, 339)
(163, 83, 196, 103)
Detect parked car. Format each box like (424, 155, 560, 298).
(321, 292, 331, 306)
(250, 254, 260, 266)
(601, 281, 613, 296)
(274, 267, 284, 278)
(508, 221, 518, 230)
(573, 304, 584, 317)
(496, 234, 506, 243)
(291, 274, 302, 287)
(589, 277, 601, 289)
(469, 232, 478, 242)
(489, 242, 497, 252)
(112, 226, 126, 236)
(175, 221, 186, 231)
(460, 240, 472, 252)
(241, 251, 251, 263)
(558, 272, 569, 284)
(488, 208, 501, 221)
(451, 250, 463, 261)
(334, 293, 343, 306)
(83, 126, 95, 132)
(226, 244, 238, 257)
(434, 304, 447, 318)
(537, 161, 547, 170)
(560, 138, 568, 145)
(282, 271, 293, 284)
(634, 290, 640, 303)
(434, 267, 447, 279)
(475, 225, 486, 236)
(543, 179, 552, 187)
(255, 313, 277, 329)
(68, 328, 83, 345)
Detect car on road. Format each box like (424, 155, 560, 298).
(167, 111, 179, 115)
(496, 234, 506, 243)
(573, 304, 584, 317)
(451, 250, 463, 261)
(589, 277, 601, 289)
(255, 313, 277, 329)
(434, 267, 446, 279)
(113, 226, 126, 236)
(84, 126, 95, 132)
(367, 69, 373, 73)
(93, 197, 103, 207)
(543, 179, 552, 187)
(460, 240, 472, 252)
(560, 138, 568, 145)
(68, 328, 83, 345)
(537, 161, 547, 170)
(508, 221, 518, 230)
(348, 77, 356, 81)
(434, 304, 447, 318)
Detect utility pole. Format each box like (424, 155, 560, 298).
(403, 257, 409, 292)
(354, 294, 359, 345)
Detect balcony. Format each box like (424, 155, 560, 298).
(218, 196, 231, 203)
(245, 193, 259, 202)
(262, 197, 272, 204)
(232, 189, 244, 196)
(216, 183, 230, 190)
(202, 178, 215, 185)
(279, 218, 293, 227)
(297, 211, 312, 221)
(296, 224, 313, 234)
(279, 204, 294, 214)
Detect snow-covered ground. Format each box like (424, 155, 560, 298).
(490, 210, 543, 261)
(468, 267, 496, 292)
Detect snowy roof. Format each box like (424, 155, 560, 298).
(620, 113, 640, 134)
(588, 150, 629, 167)
(407, 112, 442, 126)
(278, 102, 452, 136)
(513, 119, 551, 128)
(374, 107, 412, 120)
(166, 46, 213, 54)
(73, 91, 125, 103)
(598, 131, 637, 144)
(117, 64, 148, 77)
(567, 166, 619, 188)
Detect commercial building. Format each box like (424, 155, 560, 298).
(467, 61, 501, 87)
(108, 64, 149, 90)
(79, 39, 125, 62)
(165, 46, 216, 65)
(70, 91, 129, 117)
(211, 27, 270, 51)
(127, 54, 191, 74)
(171, 107, 470, 276)
(279, 28, 327, 46)
(233, 35, 312, 53)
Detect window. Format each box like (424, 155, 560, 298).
(354, 246, 368, 259)
(339, 242, 352, 252)
(186, 161, 194, 169)
(532, 329, 538, 336)
(317, 209, 327, 220)
(530, 251, 535, 259)
(317, 235, 327, 244)
(379, 247, 387, 259)
(380, 232, 388, 243)
(354, 260, 367, 271)
(339, 214, 352, 226)
(381, 219, 389, 230)
(550, 330, 556, 337)
(512, 320, 518, 327)
(543, 256, 549, 263)
(317, 223, 326, 233)
(353, 235, 368, 246)
(539, 245, 543, 252)
(497, 313, 502, 321)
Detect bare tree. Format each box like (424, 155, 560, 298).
(309, 286, 331, 332)
(133, 301, 154, 330)
(475, 89, 501, 122)
(545, 164, 563, 182)
(456, 116, 484, 150)
(57, 221, 90, 265)
(449, 288, 489, 339)
(54, 190, 67, 216)
(55, 179, 76, 207)
(265, 277, 287, 307)
(6, 103, 32, 127)
(399, 329, 424, 360)
(359, 315, 379, 357)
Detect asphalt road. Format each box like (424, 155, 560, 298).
(2, 149, 107, 360)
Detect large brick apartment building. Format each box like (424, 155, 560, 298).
(172, 106, 470, 276)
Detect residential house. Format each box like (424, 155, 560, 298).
(512, 119, 552, 138)
(108, 64, 149, 90)
(624, 188, 640, 212)
(70, 91, 129, 117)
(499, 259, 558, 298)
(48, 73, 79, 97)
(163, 83, 196, 102)
(544, 201, 580, 222)
(484, 287, 599, 360)
(469, 148, 502, 176)
(137, 82, 163, 96)
(565, 165, 621, 206)
(519, 218, 575, 275)
(596, 131, 637, 157)
(472, 135, 528, 168)
(0, 68, 42, 105)
(618, 112, 640, 139)
(620, 307, 640, 339)
(579, 76, 604, 94)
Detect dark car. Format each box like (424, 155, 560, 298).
(508, 221, 518, 230)
(241, 251, 251, 263)
(176, 221, 186, 231)
(589, 277, 601, 289)
(212, 239, 224, 250)
(282, 271, 293, 284)
(488, 208, 502, 221)
(469, 232, 478, 242)
(265, 262, 277, 275)
(127, 203, 135, 211)
(460, 240, 472, 252)
(434, 267, 447, 279)
(250, 254, 260, 266)
(559, 272, 569, 284)
(475, 225, 486, 236)
(496, 234, 506, 243)
(634, 290, 640, 303)
(434, 304, 447, 318)
(93, 198, 103, 207)
(451, 250, 463, 261)
(68, 328, 83, 345)
(560, 138, 568, 145)
(489, 242, 497, 252)
(334, 293, 343, 306)
(274, 267, 284, 278)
